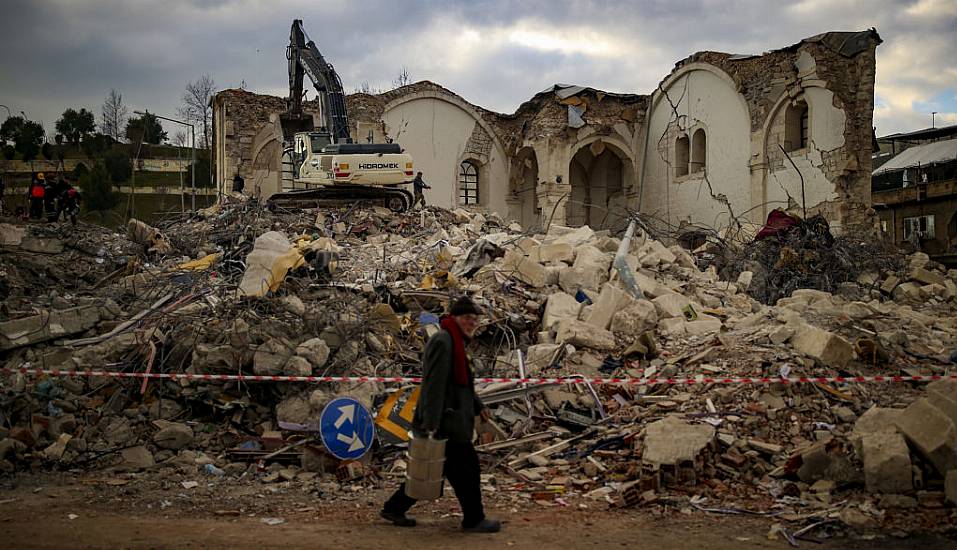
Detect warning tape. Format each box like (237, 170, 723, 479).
(2, 367, 955, 386)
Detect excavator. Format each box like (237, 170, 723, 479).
(268, 19, 414, 212)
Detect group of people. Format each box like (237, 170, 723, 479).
(25, 172, 81, 224)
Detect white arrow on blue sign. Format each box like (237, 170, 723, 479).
(319, 397, 376, 460)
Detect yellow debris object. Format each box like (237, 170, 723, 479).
(175, 253, 222, 271)
(238, 231, 306, 297)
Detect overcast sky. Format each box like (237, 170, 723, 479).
(1, 0, 955, 141)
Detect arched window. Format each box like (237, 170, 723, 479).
(675, 135, 690, 178)
(458, 161, 479, 205)
(691, 129, 706, 173)
(784, 100, 809, 152)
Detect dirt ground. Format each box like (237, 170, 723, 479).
(1, 474, 954, 550)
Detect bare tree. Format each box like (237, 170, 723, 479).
(354, 81, 381, 95)
(100, 89, 128, 143)
(177, 74, 216, 151)
(172, 130, 188, 148)
(391, 67, 412, 90)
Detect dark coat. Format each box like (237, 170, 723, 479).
(412, 330, 484, 443)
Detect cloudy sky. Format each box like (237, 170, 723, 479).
(1, 0, 955, 140)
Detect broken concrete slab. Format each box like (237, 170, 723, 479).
(555, 319, 616, 351)
(19, 236, 64, 254)
(549, 225, 595, 247)
(0, 223, 26, 246)
(926, 379, 957, 426)
(851, 407, 902, 455)
(789, 323, 854, 368)
(636, 239, 676, 268)
(296, 338, 330, 369)
(610, 299, 658, 335)
(120, 445, 156, 470)
(524, 343, 563, 374)
(0, 306, 100, 351)
(862, 432, 912, 494)
(543, 292, 583, 330)
(643, 416, 714, 466)
(652, 292, 693, 319)
(894, 397, 957, 474)
(153, 422, 194, 450)
(502, 250, 548, 288)
(685, 317, 722, 336)
(585, 283, 634, 330)
(529, 243, 575, 264)
(910, 267, 945, 286)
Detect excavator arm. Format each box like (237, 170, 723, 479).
(285, 19, 351, 143)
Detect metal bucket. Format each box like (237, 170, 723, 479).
(405, 434, 446, 501)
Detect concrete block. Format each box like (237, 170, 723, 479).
(0, 306, 100, 351)
(910, 267, 944, 286)
(927, 380, 957, 426)
(769, 325, 795, 344)
(502, 250, 547, 288)
(643, 416, 714, 466)
(550, 225, 595, 247)
(894, 398, 957, 474)
(543, 292, 582, 330)
(530, 243, 575, 264)
(555, 319, 616, 351)
(658, 317, 687, 337)
(737, 271, 754, 291)
(892, 282, 922, 303)
(586, 283, 634, 330)
(637, 239, 676, 268)
(610, 299, 658, 335)
(862, 432, 912, 494)
(790, 323, 854, 368)
(524, 343, 563, 374)
(685, 317, 722, 336)
(851, 406, 902, 455)
(652, 292, 693, 319)
(880, 275, 900, 294)
(558, 265, 607, 294)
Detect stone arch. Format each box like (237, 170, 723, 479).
(650, 62, 750, 118)
(508, 146, 540, 228)
(383, 90, 508, 165)
(567, 138, 634, 231)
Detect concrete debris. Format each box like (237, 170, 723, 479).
(0, 199, 955, 534)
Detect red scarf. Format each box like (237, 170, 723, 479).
(440, 316, 470, 386)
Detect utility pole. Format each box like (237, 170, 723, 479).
(932, 111, 937, 129)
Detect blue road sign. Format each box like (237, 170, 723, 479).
(319, 397, 376, 460)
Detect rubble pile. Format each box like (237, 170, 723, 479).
(1, 201, 956, 536)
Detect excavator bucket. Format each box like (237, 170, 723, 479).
(280, 113, 315, 141)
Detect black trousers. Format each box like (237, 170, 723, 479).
(384, 440, 485, 528)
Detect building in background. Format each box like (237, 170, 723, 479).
(872, 127, 957, 266)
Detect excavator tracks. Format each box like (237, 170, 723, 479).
(267, 185, 413, 213)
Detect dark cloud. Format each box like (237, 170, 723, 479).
(1, 0, 954, 137)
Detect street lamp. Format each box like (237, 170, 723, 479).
(932, 111, 938, 129)
(134, 110, 196, 211)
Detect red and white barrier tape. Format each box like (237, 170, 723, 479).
(2, 367, 955, 386)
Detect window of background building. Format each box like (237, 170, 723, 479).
(903, 215, 935, 240)
(675, 135, 690, 178)
(459, 161, 479, 205)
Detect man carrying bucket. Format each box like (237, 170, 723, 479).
(380, 296, 502, 533)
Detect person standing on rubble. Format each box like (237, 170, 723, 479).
(411, 171, 430, 209)
(27, 173, 45, 220)
(381, 296, 502, 533)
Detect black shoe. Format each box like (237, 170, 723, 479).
(380, 510, 416, 527)
(463, 518, 501, 533)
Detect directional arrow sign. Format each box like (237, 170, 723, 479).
(319, 397, 375, 460)
(334, 404, 354, 429)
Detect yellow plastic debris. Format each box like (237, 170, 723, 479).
(175, 253, 222, 271)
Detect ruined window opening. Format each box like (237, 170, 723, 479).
(459, 161, 479, 205)
(784, 100, 809, 152)
(675, 135, 690, 178)
(903, 215, 935, 241)
(691, 129, 706, 173)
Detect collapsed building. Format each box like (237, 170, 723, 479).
(212, 29, 881, 235)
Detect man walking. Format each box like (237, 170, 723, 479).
(381, 296, 501, 533)
(411, 171, 431, 209)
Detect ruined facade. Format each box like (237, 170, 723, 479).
(212, 30, 880, 235)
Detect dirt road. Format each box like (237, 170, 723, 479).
(1, 476, 955, 549)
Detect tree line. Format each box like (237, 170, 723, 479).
(0, 76, 216, 212)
